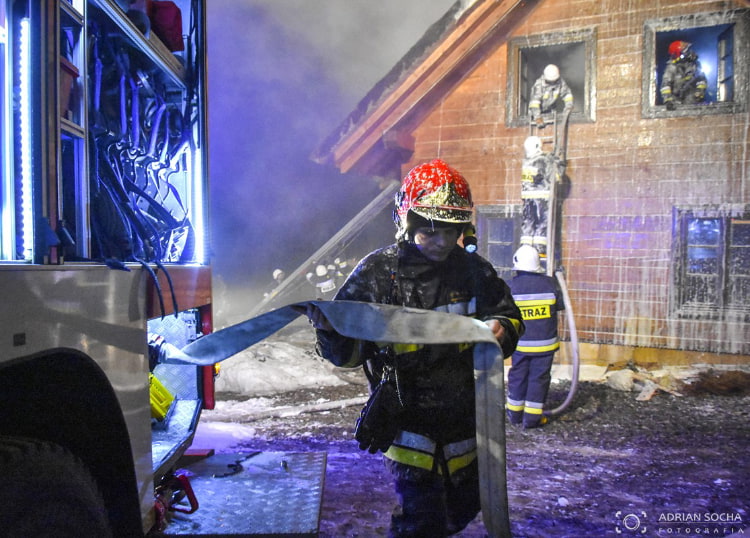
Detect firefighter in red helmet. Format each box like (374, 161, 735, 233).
(303, 159, 523, 536)
(660, 40, 707, 110)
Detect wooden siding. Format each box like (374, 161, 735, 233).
(405, 0, 750, 362)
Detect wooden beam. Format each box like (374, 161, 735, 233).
(382, 129, 415, 153)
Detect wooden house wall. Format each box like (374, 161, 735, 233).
(405, 0, 750, 366)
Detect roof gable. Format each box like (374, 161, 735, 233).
(312, 0, 542, 176)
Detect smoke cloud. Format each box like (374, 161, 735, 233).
(207, 1, 455, 325)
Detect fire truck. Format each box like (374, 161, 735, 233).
(0, 0, 222, 535)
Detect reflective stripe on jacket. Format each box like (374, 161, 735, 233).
(509, 273, 564, 356)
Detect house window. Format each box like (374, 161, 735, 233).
(475, 205, 520, 281)
(506, 28, 596, 128)
(673, 206, 750, 318)
(642, 9, 748, 118)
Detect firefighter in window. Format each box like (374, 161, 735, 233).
(660, 40, 707, 110)
(520, 136, 560, 263)
(528, 64, 574, 131)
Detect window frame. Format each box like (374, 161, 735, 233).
(641, 9, 749, 119)
(671, 205, 750, 320)
(475, 204, 521, 282)
(505, 28, 597, 129)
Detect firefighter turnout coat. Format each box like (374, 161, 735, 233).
(528, 75, 574, 122)
(660, 58, 707, 106)
(315, 241, 523, 474)
(520, 151, 560, 255)
(511, 271, 564, 355)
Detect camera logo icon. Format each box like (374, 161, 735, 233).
(615, 511, 647, 534)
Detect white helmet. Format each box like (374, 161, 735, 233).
(513, 245, 542, 272)
(524, 136, 543, 159)
(543, 64, 560, 83)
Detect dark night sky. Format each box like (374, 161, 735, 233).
(206, 1, 456, 325)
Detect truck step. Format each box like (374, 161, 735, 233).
(162, 451, 327, 537)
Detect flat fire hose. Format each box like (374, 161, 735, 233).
(165, 300, 512, 537)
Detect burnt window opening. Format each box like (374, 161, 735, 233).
(672, 207, 750, 319)
(506, 28, 596, 129)
(642, 9, 749, 119)
(475, 205, 521, 281)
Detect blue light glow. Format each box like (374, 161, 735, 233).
(191, 141, 206, 264)
(0, 20, 12, 259)
(19, 18, 33, 261)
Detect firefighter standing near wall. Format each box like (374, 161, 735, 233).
(520, 135, 560, 263)
(660, 40, 707, 110)
(506, 245, 565, 429)
(303, 159, 523, 537)
(528, 64, 574, 130)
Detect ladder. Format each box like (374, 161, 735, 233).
(526, 109, 580, 418)
(529, 108, 570, 162)
(528, 108, 569, 275)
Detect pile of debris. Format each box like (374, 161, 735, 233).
(605, 366, 750, 401)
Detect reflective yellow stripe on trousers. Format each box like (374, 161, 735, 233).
(384, 430, 477, 475)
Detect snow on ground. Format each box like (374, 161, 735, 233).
(191, 421, 260, 452)
(213, 334, 346, 396)
(193, 327, 356, 451)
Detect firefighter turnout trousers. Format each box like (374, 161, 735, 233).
(384, 431, 481, 536)
(506, 351, 555, 427)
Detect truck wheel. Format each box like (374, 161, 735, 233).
(0, 435, 112, 537)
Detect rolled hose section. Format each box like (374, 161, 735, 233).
(544, 270, 580, 417)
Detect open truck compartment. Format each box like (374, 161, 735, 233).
(0, 1, 328, 535)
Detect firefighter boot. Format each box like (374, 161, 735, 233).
(523, 414, 548, 429)
(506, 408, 523, 426)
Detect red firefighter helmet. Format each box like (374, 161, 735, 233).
(394, 159, 473, 240)
(668, 40, 692, 60)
